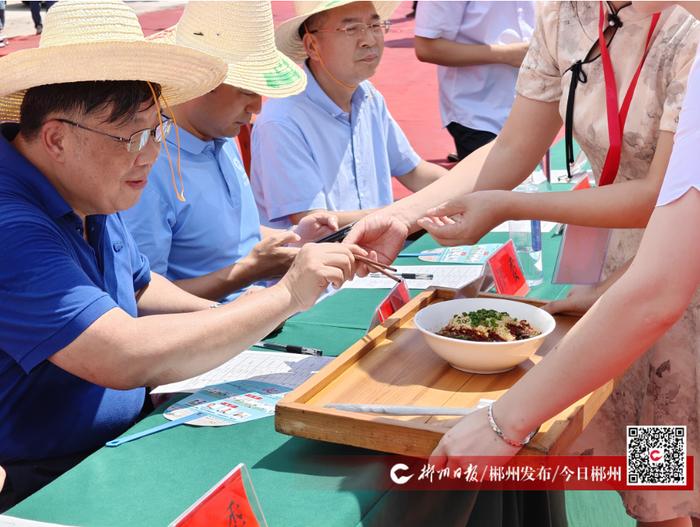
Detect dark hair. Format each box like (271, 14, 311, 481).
(297, 12, 328, 39)
(19, 80, 162, 139)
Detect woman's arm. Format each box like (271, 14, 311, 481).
(421, 130, 674, 245)
(346, 96, 562, 261)
(484, 130, 674, 225)
(499, 187, 700, 436)
(389, 95, 561, 230)
(432, 188, 700, 459)
(399, 160, 449, 191)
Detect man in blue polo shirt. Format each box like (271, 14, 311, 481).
(0, 0, 363, 509)
(123, 2, 337, 303)
(251, 0, 448, 229)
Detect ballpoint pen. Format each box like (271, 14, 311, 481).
(397, 251, 439, 257)
(370, 272, 434, 280)
(254, 342, 323, 356)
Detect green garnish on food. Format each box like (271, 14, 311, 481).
(438, 309, 541, 342)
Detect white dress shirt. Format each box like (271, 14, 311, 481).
(414, 1, 535, 134)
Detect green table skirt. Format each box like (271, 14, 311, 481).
(9, 208, 634, 526)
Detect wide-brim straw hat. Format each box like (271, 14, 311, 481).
(151, 1, 306, 98)
(275, 1, 400, 63)
(0, 0, 227, 123)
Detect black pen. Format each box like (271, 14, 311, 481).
(254, 342, 323, 356)
(370, 272, 434, 280)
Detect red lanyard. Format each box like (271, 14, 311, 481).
(598, 2, 660, 186)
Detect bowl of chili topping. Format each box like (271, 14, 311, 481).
(414, 298, 556, 373)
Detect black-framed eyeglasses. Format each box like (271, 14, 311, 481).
(309, 20, 391, 38)
(55, 118, 173, 153)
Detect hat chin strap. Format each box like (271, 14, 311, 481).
(147, 81, 186, 203)
(305, 28, 358, 91)
(316, 53, 357, 91)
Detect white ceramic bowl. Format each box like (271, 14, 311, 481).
(413, 298, 556, 374)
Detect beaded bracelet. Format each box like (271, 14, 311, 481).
(487, 403, 539, 448)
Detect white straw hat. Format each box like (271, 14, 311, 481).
(275, 1, 399, 63)
(0, 0, 227, 123)
(152, 1, 306, 98)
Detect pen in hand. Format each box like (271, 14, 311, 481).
(254, 342, 323, 356)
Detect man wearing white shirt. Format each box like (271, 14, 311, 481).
(414, 1, 535, 160)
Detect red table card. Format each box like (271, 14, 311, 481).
(368, 280, 411, 331)
(572, 175, 591, 191)
(171, 464, 266, 527)
(487, 240, 529, 297)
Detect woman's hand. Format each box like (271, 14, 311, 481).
(430, 406, 521, 473)
(417, 190, 510, 246)
(543, 284, 604, 316)
(544, 260, 633, 316)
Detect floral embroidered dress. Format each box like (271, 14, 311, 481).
(516, 2, 700, 521)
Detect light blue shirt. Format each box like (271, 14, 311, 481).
(251, 63, 421, 228)
(415, 1, 535, 134)
(122, 128, 261, 303)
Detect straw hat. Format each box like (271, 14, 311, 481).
(0, 0, 227, 123)
(152, 1, 306, 98)
(275, 1, 400, 63)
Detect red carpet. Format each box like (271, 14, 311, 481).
(0, 1, 451, 198)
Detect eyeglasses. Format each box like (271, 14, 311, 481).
(55, 118, 173, 153)
(309, 20, 391, 38)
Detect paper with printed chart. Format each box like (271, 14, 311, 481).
(162, 380, 290, 427)
(152, 350, 332, 394)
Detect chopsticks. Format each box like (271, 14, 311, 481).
(325, 403, 478, 416)
(354, 255, 397, 272)
(354, 255, 401, 282)
(325, 399, 494, 415)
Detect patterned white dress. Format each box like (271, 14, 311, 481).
(516, 2, 700, 521)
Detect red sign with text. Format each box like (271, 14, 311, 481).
(487, 240, 529, 296)
(172, 464, 264, 527)
(368, 280, 411, 330)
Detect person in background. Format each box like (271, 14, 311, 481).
(406, 1, 417, 19)
(251, 0, 447, 229)
(123, 1, 337, 304)
(0, 1, 7, 48)
(414, 1, 535, 161)
(30, 0, 56, 35)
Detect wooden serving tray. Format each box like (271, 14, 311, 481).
(275, 289, 612, 457)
